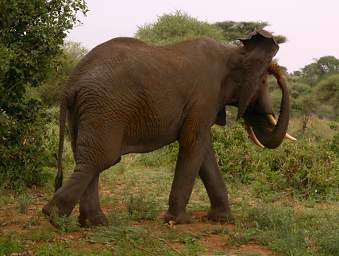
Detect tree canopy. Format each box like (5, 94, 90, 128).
(36, 41, 88, 106)
(0, 0, 88, 190)
(298, 56, 339, 86)
(135, 11, 225, 45)
(214, 21, 286, 44)
(136, 11, 287, 45)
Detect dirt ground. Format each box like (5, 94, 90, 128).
(0, 165, 278, 256)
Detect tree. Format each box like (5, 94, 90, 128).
(135, 11, 225, 45)
(317, 56, 339, 74)
(300, 56, 339, 86)
(316, 74, 339, 120)
(215, 21, 287, 43)
(287, 56, 339, 121)
(0, 0, 88, 190)
(136, 11, 287, 47)
(36, 42, 88, 106)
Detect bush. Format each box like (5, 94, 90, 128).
(316, 73, 339, 120)
(213, 123, 265, 183)
(259, 139, 339, 199)
(134, 142, 178, 168)
(35, 42, 88, 106)
(0, 1, 87, 191)
(0, 100, 55, 191)
(213, 122, 339, 199)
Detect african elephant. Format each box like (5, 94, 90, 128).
(43, 30, 295, 226)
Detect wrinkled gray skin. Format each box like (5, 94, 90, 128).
(43, 30, 290, 226)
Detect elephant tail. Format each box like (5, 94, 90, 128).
(54, 96, 67, 192)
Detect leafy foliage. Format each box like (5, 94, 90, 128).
(135, 11, 224, 44)
(213, 122, 339, 199)
(136, 11, 287, 46)
(35, 42, 88, 106)
(315, 73, 339, 120)
(270, 56, 339, 122)
(0, 101, 53, 191)
(0, 0, 88, 191)
(299, 56, 339, 86)
(215, 21, 286, 43)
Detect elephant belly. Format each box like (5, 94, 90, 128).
(122, 136, 177, 154)
(122, 116, 182, 154)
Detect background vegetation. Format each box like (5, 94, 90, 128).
(0, 8, 338, 256)
(0, 0, 88, 191)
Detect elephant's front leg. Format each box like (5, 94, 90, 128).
(199, 147, 233, 223)
(78, 175, 108, 227)
(164, 128, 210, 224)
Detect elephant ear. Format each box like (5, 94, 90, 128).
(236, 30, 279, 119)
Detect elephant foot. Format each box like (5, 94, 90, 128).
(78, 211, 109, 227)
(163, 211, 192, 224)
(208, 208, 234, 224)
(42, 195, 76, 226)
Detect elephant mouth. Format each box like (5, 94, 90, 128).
(244, 63, 297, 149)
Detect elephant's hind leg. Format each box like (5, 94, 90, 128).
(78, 175, 108, 227)
(78, 151, 121, 227)
(43, 124, 123, 225)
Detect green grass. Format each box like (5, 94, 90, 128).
(229, 205, 339, 256)
(127, 193, 159, 221)
(0, 233, 23, 256)
(34, 241, 113, 256)
(0, 117, 338, 256)
(1, 164, 338, 256)
(17, 193, 32, 214)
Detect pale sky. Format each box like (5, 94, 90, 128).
(68, 0, 339, 72)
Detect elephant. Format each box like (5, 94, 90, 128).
(43, 30, 296, 227)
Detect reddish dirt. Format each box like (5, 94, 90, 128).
(231, 243, 275, 256)
(200, 234, 227, 251)
(173, 211, 235, 233)
(0, 190, 274, 256)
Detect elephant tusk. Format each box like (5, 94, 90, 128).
(267, 114, 277, 125)
(266, 114, 297, 141)
(285, 133, 297, 141)
(245, 123, 265, 148)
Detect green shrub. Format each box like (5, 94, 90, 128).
(213, 123, 266, 183)
(0, 1, 87, 192)
(260, 140, 338, 198)
(329, 124, 339, 155)
(316, 73, 339, 120)
(213, 122, 339, 199)
(0, 101, 54, 191)
(35, 42, 88, 106)
(134, 142, 178, 167)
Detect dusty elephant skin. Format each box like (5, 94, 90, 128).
(43, 30, 292, 227)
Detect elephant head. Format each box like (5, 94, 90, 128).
(230, 30, 296, 149)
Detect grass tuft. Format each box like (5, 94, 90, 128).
(127, 194, 159, 221)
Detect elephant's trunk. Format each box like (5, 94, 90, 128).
(248, 63, 290, 149)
